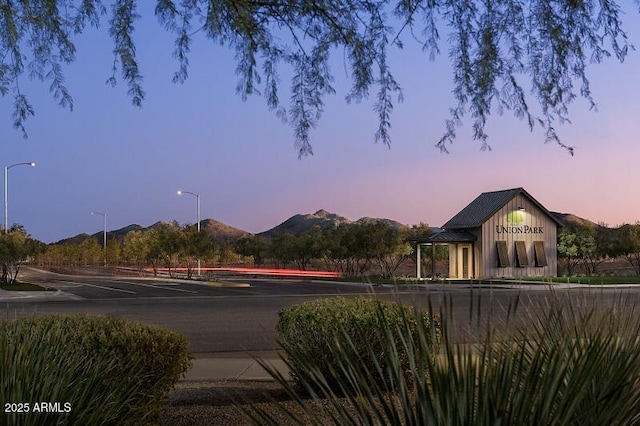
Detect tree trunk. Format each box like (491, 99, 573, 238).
(11, 264, 20, 284)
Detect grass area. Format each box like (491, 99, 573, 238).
(317, 275, 640, 286)
(314, 275, 427, 285)
(0, 282, 52, 291)
(515, 276, 640, 285)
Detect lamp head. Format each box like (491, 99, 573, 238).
(177, 190, 183, 196)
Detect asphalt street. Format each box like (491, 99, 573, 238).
(3, 268, 640, 355)
(4, 268, 404, 353)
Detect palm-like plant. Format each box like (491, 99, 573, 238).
(247, 293, 640, 425)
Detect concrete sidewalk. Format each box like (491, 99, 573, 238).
(184, 352, 289, 382)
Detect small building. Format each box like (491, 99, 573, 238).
(416, 188, 562, 279)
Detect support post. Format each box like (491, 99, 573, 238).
(416, 243, 421, 279)
(431, 243, 436, 279)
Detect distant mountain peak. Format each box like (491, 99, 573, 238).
(52, 210, 601, 247)
(258, 209, 353, 238)
(200, 218, 250, 242)
(551, 212, 599, 229)
(356, 216, 406, 229)
(53, 218, 249, 245)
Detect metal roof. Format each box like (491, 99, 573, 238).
(442, 188, 563, 230)
(409, 229, 476, 243)
(427, 230, 476, 243)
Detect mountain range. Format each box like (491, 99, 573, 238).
(54, 209, 598, 245)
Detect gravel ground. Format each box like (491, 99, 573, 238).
(159, 380, 328, 425)
(159, 380, 282, 425)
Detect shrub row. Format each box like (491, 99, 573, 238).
(277, 296, 442, 392)
(0, 315, 191, 425)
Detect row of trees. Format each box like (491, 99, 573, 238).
(35, 221, 443, 278)
(39, 222, 216, 279)
(24, 220, 640, 280)
(236, 222, 443, 278)
(557, 222, 640, 276)
(0, 225, 45, 284)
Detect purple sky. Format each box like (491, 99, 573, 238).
(2, 4, 640, 243)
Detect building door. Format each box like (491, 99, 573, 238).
(458, 244, 473, 279)
(462, 246, 469, 278)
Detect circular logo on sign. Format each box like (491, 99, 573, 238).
(507, 210, 524, 224)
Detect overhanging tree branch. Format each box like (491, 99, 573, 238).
(1, 0, 635, 156)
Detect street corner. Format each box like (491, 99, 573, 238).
(0, 289, 84, 301)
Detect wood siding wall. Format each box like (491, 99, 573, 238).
(479, 194, 557, 278)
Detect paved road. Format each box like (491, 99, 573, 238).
(4, 268, 404, 353)
(4, 268, 639, 355)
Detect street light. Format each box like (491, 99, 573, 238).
(4, 162, 36, 232)
(177, 190, 201, 276)
(91, 211, 107, 267)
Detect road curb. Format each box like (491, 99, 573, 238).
(205, 282, 251, 288)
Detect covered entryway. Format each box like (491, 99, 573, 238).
(415, 231, 476, 280)
(450, 243, 473, 279)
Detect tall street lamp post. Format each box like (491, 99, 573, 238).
(177, 190, 201, 276)
(91, 211, 107, 267)
(3, 162, 36, 232)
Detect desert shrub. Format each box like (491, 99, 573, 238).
(276, 296, 442, 392)
(252, 294, 640, 425)
(0, 315, 191, 425)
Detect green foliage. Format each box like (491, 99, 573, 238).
(2, 1, 635, 155)
(38, 221, 218, 276)
(291, 221, 416, 277)
(268, 233, 297, 268)
(373, 224, 413, 278)
(337, 222, 413, 277)
(518, 275, 640, 285)
(253, 295, 640, 425)
(611, 223, 640, 275)
(122, 229, 151, 271)
(144, 221, 217, 277)
(0, 225, 44, 284)
(557, 224, 610, 276)
(180, 224, 216, 277)
(269, 227, 328, 270)
(142, 227, 165, 275)
(79, 238, 102, 266)
(265, 221, 418, 277)
(106, 238, 122, 265)
(155, 221, 183, 275)
(277, 296, 441, 391)
(235, 234, 269, 266)
(0, 315, 192, 425)
(0, 282, 49, 291)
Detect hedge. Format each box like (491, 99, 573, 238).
(277, 296, 441, 392)
(0, 315, 191, 425)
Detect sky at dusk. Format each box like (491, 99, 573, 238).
(2, 4, 640, 244)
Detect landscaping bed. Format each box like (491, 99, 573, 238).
(0, 282, 51, 291)
(160, 380, 357, 426)
(160, 380, 288, 425)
